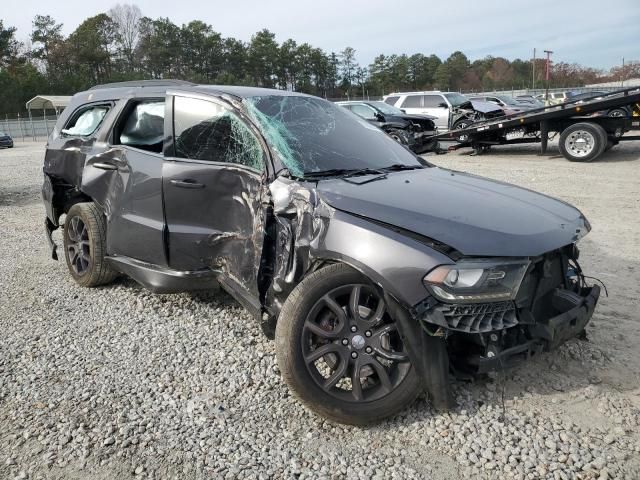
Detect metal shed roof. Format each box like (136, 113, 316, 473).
(25, 95, 72, 110)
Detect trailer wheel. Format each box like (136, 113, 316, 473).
(558, 123, 606, 162)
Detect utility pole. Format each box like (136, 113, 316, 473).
(532, 48, 536, 91)
(544, 50, 553, 101)
(621, 57, 625, 87)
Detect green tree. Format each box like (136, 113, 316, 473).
(31, 15, 63, 72)
(248, 29, 279, 87)
(339, 46, 357, 96)
(0, 20, 20, 68)
(433, 63, 451, 90)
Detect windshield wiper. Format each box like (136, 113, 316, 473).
(380, 164, 423, 172)
(303, 168, 386, 179)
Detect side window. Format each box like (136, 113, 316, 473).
(423, 95, 445, 108)
(401, 95, 422, 108)
(350, 104, 377, 120)
(62, 104, 110, 136)
(115, 99, 165, 153)
(384, 96, 399, 106)
(173, 96, 263, 170)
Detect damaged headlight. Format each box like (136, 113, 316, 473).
(424, 258, 529, 303)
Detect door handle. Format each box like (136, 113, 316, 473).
(92, 162, 118, 170)
(170, 179, 205, 189)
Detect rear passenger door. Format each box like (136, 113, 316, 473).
(80, 96, 167, 266)
(162, 92, 268, 302)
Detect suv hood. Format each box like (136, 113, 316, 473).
(316, 167, 589, 257)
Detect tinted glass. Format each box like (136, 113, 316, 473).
(174, 96, 263, 169)
(62, 106, 109, 136)
(118, 101, 164, 153)
(401, 95, 422, 108)
(350, 104, 377, 120)
(245, 95, 422, 177)
(384, 96, 399, 105)
(423, 95, 445, 108)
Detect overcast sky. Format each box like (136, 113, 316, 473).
(3, 0, 639, 70)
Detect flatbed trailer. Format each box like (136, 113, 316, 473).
(432, 87, 640, 162)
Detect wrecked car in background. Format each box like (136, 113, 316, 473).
(42, 80, 600, 425)
(336, 100, 439, 153)
(381, 91, 505, 132)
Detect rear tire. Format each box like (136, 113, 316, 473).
(275, 264, 421, 425)
(558, 122, 606, 162)
(63, 202, 117, 287)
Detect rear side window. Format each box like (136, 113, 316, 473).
(173, 96, 263, 170)
(423, 95, 445, 108)
(401, 95, 422, 108)
(384, 96, 399, 106)
(116, 100, 165, 153)
(62, 105, 110, 136)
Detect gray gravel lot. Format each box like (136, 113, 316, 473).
(1, 141, 639, 480)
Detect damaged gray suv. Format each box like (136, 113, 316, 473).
(42, 80, 600, 425)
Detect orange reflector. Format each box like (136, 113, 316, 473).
(576, 106, 581, 112)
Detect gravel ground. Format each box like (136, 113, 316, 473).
(1, 141, 639, 480)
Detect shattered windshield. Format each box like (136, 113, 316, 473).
(244, 95, 421, 177)
(444, 93, 468, 107)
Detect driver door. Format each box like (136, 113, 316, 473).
(162, 92, 269, 304)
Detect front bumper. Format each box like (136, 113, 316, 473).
(417, 284, 600, 374)
(0, 138, 13, 147)
(468, 285, 599, 373)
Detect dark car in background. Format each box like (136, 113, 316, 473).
(0, 131, 13, 148)
(336, 100, 439, 153)
(42, 80, 599, 425)
(565, 91, 633, 118)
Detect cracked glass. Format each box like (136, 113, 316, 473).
(174, 96, 264, 169)
(245, 95, 421, 177)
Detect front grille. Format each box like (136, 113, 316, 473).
(437, 301, 517, 333)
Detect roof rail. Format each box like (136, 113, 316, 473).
(89, 79, 197, 90)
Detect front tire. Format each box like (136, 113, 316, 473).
(275, 264, 421, 425)
(63, 202, 117, 287)
(452, 119, 472, 142)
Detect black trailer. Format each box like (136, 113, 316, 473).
(433, 87, 640, 162)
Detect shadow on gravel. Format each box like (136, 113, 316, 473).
(0, 184, 42, 207)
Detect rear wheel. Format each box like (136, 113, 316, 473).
(275, 264, 421, 425)
(63, 202, 117, 287)
(558, 122, 606, 162)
